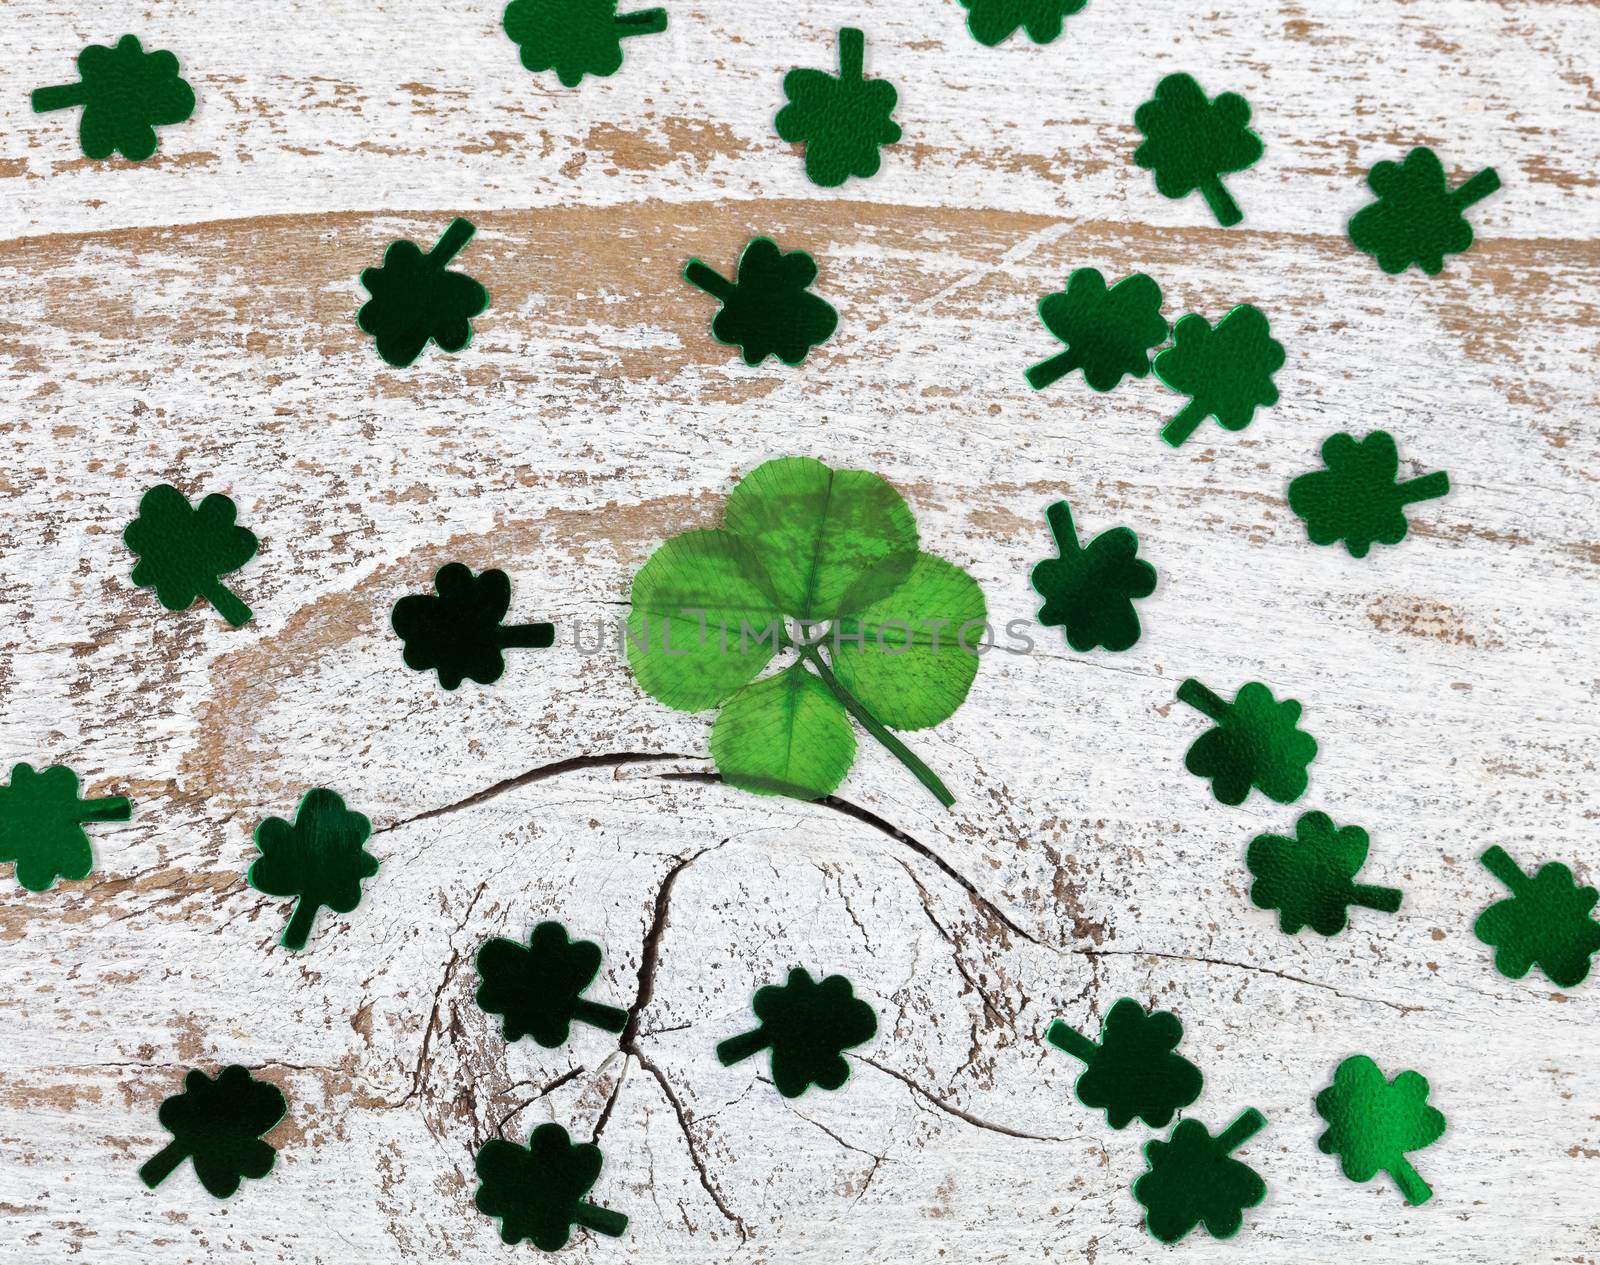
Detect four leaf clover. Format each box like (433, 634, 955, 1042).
(32, 35, 194, 162)
(1288, 431, 1450, 558)
(475, 921, 629, 1046)
(684, 237, 839, 366)
(475, 1122, 628, 1250)
(1475, 846, 1600, 989)
(247, 789, 380, 951)
(959, 0, 1087, 47)
(503, 0, 667, 87)
(717, 967, 877, 1098)
(1133, 74, 1263, 227)
(392, 563, 554, 689)
(1247, 812, 1402, 936)
(1031, 500, 1156, 652)
(139, 1065, 287, 1199)
(775, 28, 902, 187)
(1348, 147, 1500, 276)
(124, 485, 259, 627)
(1152, 304, 1284, 447)
(1176, 678, 1318, 806)
(1025, 268, 1168, 392)
(357, 218, 490, 368)
(1315, 1054, 1446, 1205)
(0, 762, 130, 892)
(1133, 1108, 1268, 1243)
(1047, 998, 1202, 1129)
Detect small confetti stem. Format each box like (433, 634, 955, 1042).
(683, 260, 735, 302)
(1025, 346, 1085, 390)
(1396, 469, 1450, 507)
(495, 621, 555, 650)
(1161, 399, 1211, 447)
(1449, 167, 1501, 212)
(1349, 882, 1404, 916)
(137, 1139, 190, 1189)
(427, 217, 477, 270)
(1044, 501, 1082, 557)
(200, 580, 252, 628)
(1387, 1154, 1434, 1206)
(614, 7, 668, 37)
(1198, 175, 1243, 229)
(572, 997, 629, 1034)
(1480, 845, 1528, 895)
(1176, 678, 1227, 724)
(574, 1200, 629, 1238)
(1045, 1018, 1098, 1063)
(835, 27, 866, 82)
(282, 898, 319, 952)
(30, 82, 87, 113)
(716, 1027, 770, 1066)
(1216, 1107, 1267, 1155)
(78, 794, 133, 823)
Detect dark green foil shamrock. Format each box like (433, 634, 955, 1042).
(1316, 1055, 1446, 1205)
(1247, 812, 1401, 936)
(392, 563, 554, 689)
(1349, 147, 1500, 276)
(1475, 846, 1600, 988)
(1288, 431, 1449, 558)
(1046, 998, 1202, 1129)
(1176, 678, 1318, 806)
(1133, 1109, 1268, 1243)
(123, 485, 258, 628)
(358, 218, 489, 367)
(139, 1066, 287, 1199)
(503, 0, 667, 87)
(1153, 305, 1284, 447)
(959, 0, 1087, 47)
(475, 921, 629, 1047)
(247, 789, 379, 951)
(1026, 269, 1168, 392)
(717, 967, 877, 1097)
(684, 238, 839, 366)
(775, 28, 902, 187)
(32, 35, 195, 162)
(1031, 501, 1156, 653)
(0, 762, 130, 892)
(1133, 74, 1263, 227)
(475, 1123, 628, 1250)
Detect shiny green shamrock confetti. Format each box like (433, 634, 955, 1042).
(0, 763, 130, 892)
(392, 563, 553, 690)
(476, 921, 629, 1047)
(247, 789, 378, 951)
(139, 1066, 287, 1199)
(502, 0, 666, 87)
(123, 485, 258, 628)
(1176, 678, 1318, 807)
(1316, 1055, 1446, 1205)
(627, 456, 984, 806)
(357, 218, 489, 368)
(1475, 846, 1600, 988)
(1134, 1109, 1267, 1243)
(475, 1123, 628, 1250)
(1153, 304, 1284, 447)
(1287, 431, 1449, 559)
(1025, 268, 1168, 392)
(1046, 998, 1201, 1129)
(717, 967, 877, 1098)
(32, 35, 194, 162)
(1133, 74, 1263, 227)
(1247, 812, 1401, 936)
(1031, 501, 1156, 653)
(959, 0, 1087, 46)
(683, 237, 838, 366)
(1348, 147, 1500, 276)
(775, 28, 902, 187)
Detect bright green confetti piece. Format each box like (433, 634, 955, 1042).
(1316, 1055, 1446, 1205)
(476, 921, 628, 1047)
(684, 237, 839, 366)
(1134, 1109, 1267, 1243)
(357, 218, 489, 368)
(716, 967, 877, 1098)
(1133, 73, 1263, 227)
(392, 563, 554, 690)
(32, 35, 194, 162)
(247, 789, 379, 951)
(1287, 431, 1449, 558)
(139, 1066, 287, 1199)
(1176, 678, 1318, 807)
(1046, 997, 1201, 1129)
(0, 762, 130, 892)
(1025, 269, 1168, 392)
(1349, 147, 1500, 276)
(775, 28, 902, 187)
(1153, 304, 1284, 447)
(960, 0, 1087, 46)
(475, 1123, 628, 1250)
(1475, 846, 1600, 989)
(1247, 812, 1402, 936)
(123, 485, 258, 627)
(626, 456, 984, 807)
(1031, 501, 1155, 653)
(502, 0, 667, 86)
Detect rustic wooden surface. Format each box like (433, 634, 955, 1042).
(2, 1, 1598, 1261)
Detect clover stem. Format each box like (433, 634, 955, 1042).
(1199, 176, 1243, 228)
(1161, 399, 1211, 447)
(572, 998, 629, 1034)
(496, 622, 555, 649)
(200, 580, 252, 628)
(78, 795, 132, 823)
(1396, 471, 1450, 506)
(1349, 883, 1403, 914)
(1045, 501, 1081, 555)
(683, 260, 736, 302)
(1176, 678, 1228, 724)
(1450, 167, 1501, 211)
(1045, 1020, 1098, 1064)
(715, 1028, 770, 1066)
(614, 7, 668, 35)
(1479, 845, 1526, 895)
(427, 217, 476, 268)
(838, 27, 865, 81)
(796, 644, 957, 808)
(1025, 348, 1083, 391)
(138, 1140, 188, 1189)
(31, 83, 86, 112)
(281, 898, 319, 952)
(1216, 1107, 1267, 1154)
(1389, 1156, 1434, 1206)
(575, 1200, 630, 1238)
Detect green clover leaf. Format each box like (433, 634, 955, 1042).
(1047, 998, 1202, 1129)
(684, 237, 839, 366)
(1153, 304, 1284, 447)
(1176, 678, 1318, 806)
(1288, 431, 1449, 558)
(1133, 73, 1263, 227)
(392, 563, 553, 689)
(32, 35, 194, 162)
(475, 1123, 627, 1249)
(0, 762, 130, 892)
(775, 29, 902, 188)
(1025, 268, 1168, 393)
(124, 485, 259, 627)
(1247, 812, 1402, 936)
(357, 218, 489, 368)
(960, 0, 1087, 47)
(138, 1066, 287, 1199)
(247, 789, 379, 951)
(1031, 500, 1156, 653)
(1134, 1109, 1268, 1243)
(1316, 1055, 1446, 1205)
(716, 967, 877, 1098)
(1348, 147, 1500, 276)
(502, 0, 667, 87)
(1475, 846, 1600, 988)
